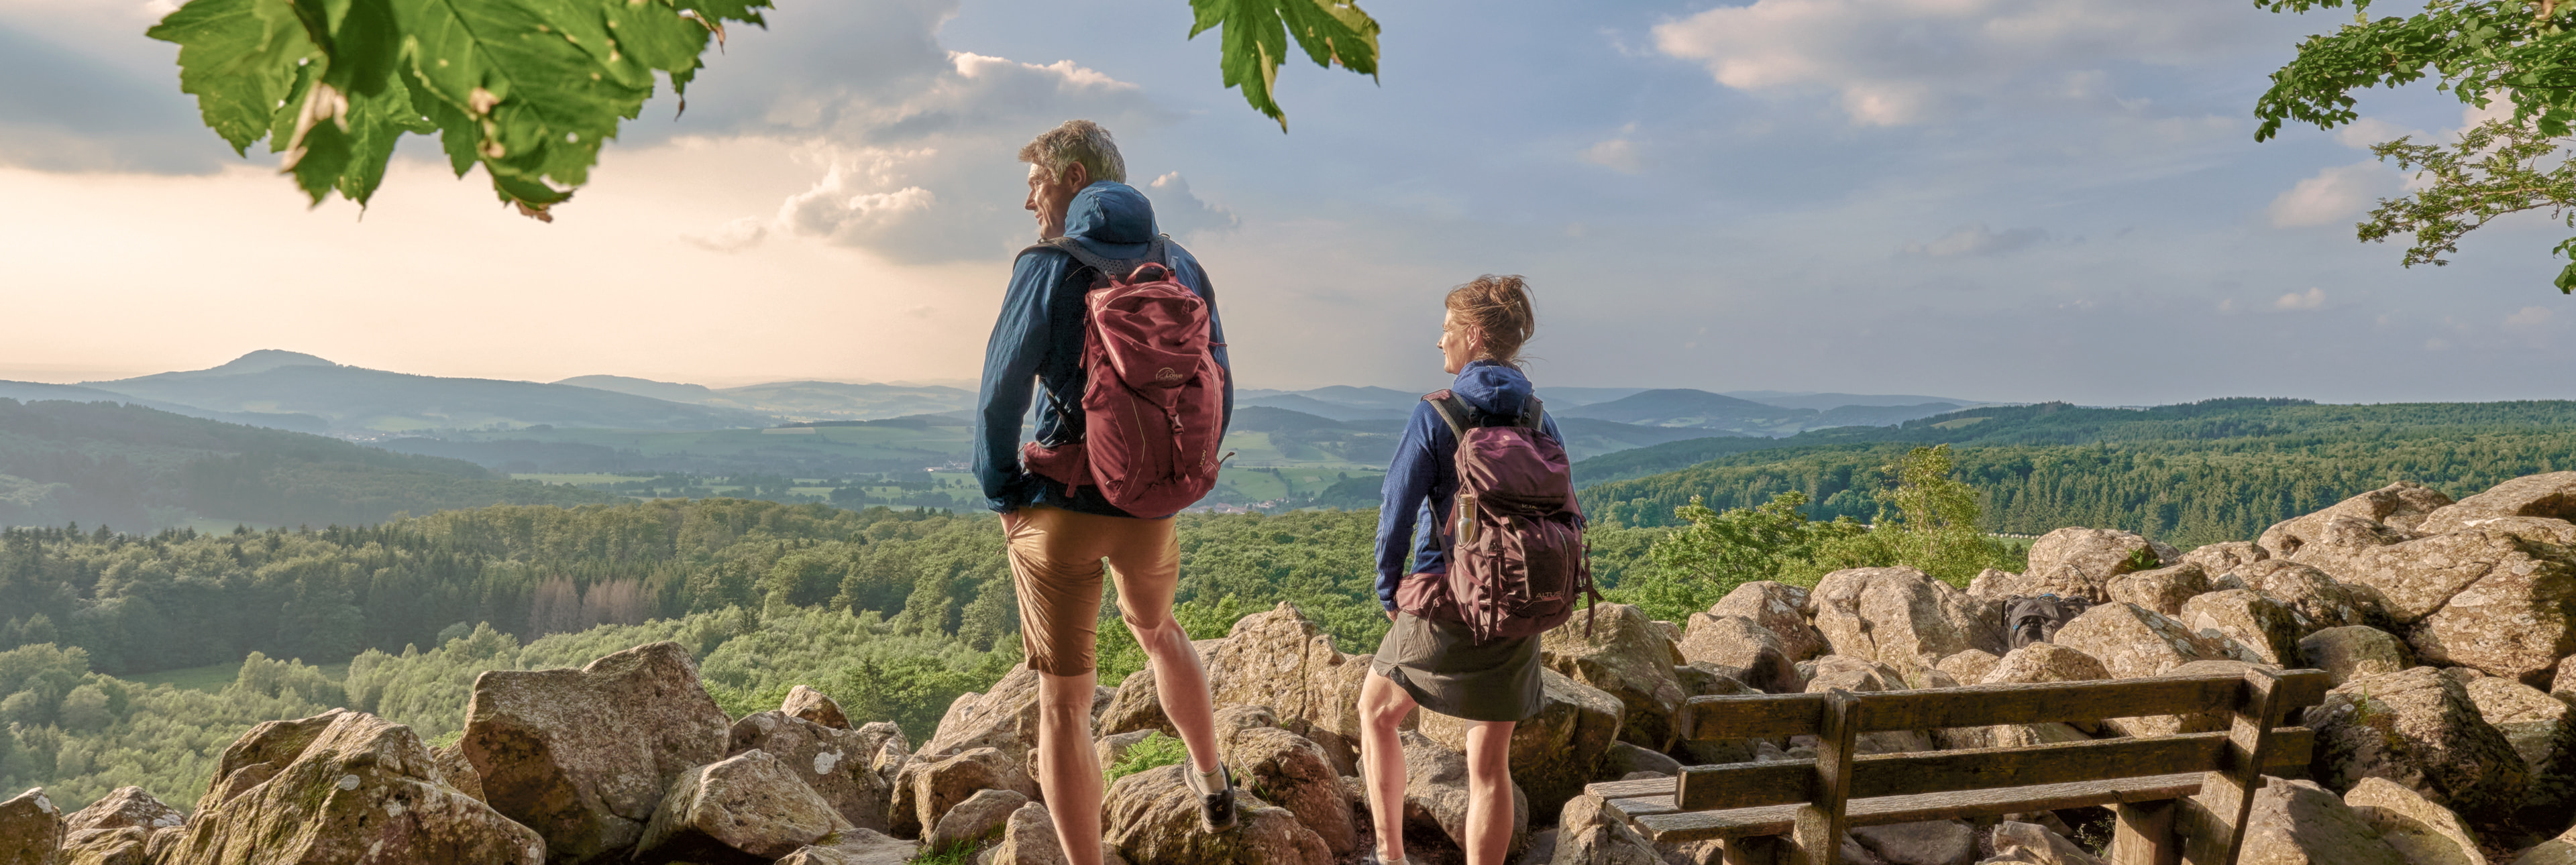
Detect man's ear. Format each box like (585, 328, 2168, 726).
(1063, 162, 1089, 188)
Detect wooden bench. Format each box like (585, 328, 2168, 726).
(1587, 667, 2332, 865)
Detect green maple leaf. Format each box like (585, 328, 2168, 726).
(1189, 0, 1380, 130)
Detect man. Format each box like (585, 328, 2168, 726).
(973, 119, 1237, 862)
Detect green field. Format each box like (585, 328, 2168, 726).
(454, 424, 978, 463)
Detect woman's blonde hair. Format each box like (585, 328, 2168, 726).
(1445, 275, 1538, 367)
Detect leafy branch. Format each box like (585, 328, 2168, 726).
(1190, 0, 1381, 131)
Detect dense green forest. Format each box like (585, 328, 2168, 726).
(0, 399, 614, 530)
(1579, 398, 2576, 546)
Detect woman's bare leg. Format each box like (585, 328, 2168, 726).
(1462, 719, 1518, 865)
(1358, 671, 1419, 862)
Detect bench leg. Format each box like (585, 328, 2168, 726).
(2112, 800, 2177, 865)
(1724, 835, 1783, 865)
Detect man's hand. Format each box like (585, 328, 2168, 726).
(1385, 609, 1397, 622)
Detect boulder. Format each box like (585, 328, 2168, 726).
(2051, 602, 2231, 677)
(2460, 676, 2576, 830)
(1935, 650, 2001, 687)
(773, 830, 920, 865)
(927, 789, 1027, 852)
(636, 750, 854, 864)
(1598, 742, 1682, 780)
(1098, 669, 1173, 740)
(1421, 667, 1619, 816)
(429, 744, 484, 803)
(1933, 644, 2106, 750)
(62, 787, 180, 835)
(1851, 820, 1976, 865)
(460, 641, 731, 863)
(59, 827, 151, 865)
(2184, 541, 2270, 577)
(2181, 589, 2306, 665)
(2342, 777, 2484, 865)
(1541, 602, 1688, 748)
(1709, 581, 1828, 660)
(2559, 655, 2576, 701)
(0, 789, 63, 865)
(165, 710, 543, 865)
(2299, 626, 2416, 686)
(783, 685, 852, 730)
(2306, 667, 2528, 826)
(1670, 665, 1760, 766)
(2516, 824, 2576, 865)
(142, 828, 181, 864)
(916, 665, 1043, 762)
(1990, 820, 2102, 865)
(1103, 764, 1330, 865)
(2286, 528, 2576, 685)
(2420, 473, 2576, 534)
(1199, 603, 1374, 773)
(889, 747, 1038, 840)
(2224, 776, 2408, 865)
(978, 803, 1128, 865)
(2104, 563, 2213, 618)
(1393, 730, 1532, 858)
(2261, 482, 2456, 560)
(1678, 614, 1802, 695)
(729, 710, 906, 832)
(1218, 725, 1356, 856)
(1548, 794, 1662, 865)
(2232, 561, 2383, 630)
(2024, 528, 2182, 599)
(1809, 567, 2006, 673)
(1804, 656, 1935, 754)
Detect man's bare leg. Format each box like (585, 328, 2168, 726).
(1036, 669, 1103, 865)
(1358, 670, 1419, 863)
(1126, 611, 1221, 774)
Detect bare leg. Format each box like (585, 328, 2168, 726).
(1124, 610, 1222, 773)
(1463, 719, 1517, 865)
(1036, 669, 1103, 865)
(1359, 670, 1419, 863)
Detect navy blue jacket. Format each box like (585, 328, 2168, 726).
(1374, 360, 1564, 610)
(973, 181, 1233, 516)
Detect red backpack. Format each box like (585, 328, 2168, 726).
(1016, 235, 1228, 520)
(1399, 390, 1595, 642)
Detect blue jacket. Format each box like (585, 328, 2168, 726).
(1374, 360, 1564, 610)
(973, 181, 1233, 516)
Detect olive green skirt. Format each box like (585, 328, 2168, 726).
(1370, 611, 1543, 723)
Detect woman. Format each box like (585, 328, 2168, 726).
(1361, 274, 1561, 865)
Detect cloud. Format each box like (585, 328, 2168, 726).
(0, 22, 227, 173)
(2504, 305, 2557, 335)
(2275, 287, 2326, 310)
(2268, 161, 2392, 227)
(1581, 139, 1642, 173)
(1652, 0, 2259, 126)
(684, 216, 770, 252)
(1146, 172, 1237, 237)
(1901, 225, 2051, 257)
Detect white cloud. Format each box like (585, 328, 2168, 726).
(1901, 225, 2050, 257)
(1581, 139, 1643, 173)
(684, 216, 770, 252)
(2334, 117, 2423, 150)
(2275, 287, 2326, 310)
(2504, 306, 2557, 339)
(2268, 161, 2392, 227)
(1652, 0, 2257, 125)
(1146, 172, 1238, 237)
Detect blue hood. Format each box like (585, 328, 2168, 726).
(1453, 360, 1536, 418)
(1064, 181, 1158, 259)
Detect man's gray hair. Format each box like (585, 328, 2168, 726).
(1018, 120, 1126, 185)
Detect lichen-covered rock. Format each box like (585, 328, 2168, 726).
(1598, 741, 1682, 781)
(978, 803, 1128, 865)
(2024, 528, 2182, 599)
(2184, 541, 2270, 577)
(1199, 603, 1373, 772)
(166, 710, 544, 865)
(927, 789, 1026, 852)
(782, 685, 852, 730)
(2233, 776, 2408, 865)
(773, 829, 920, 865)
(2105, 563, 2212, 618)
(1098, 669, 1173, 740)
(1709, 581, 1828, 660)
(1804, 656, 1935, 754)
(1935, 649, 2000, 687)
(1990, 820, 2102, 865)
(636, 749, 853, 864)
(461, 641, 730, 863)
(427, 744, 484, 804)
(1541, 602, 1687, 749)
(1103, 764, 1329, 865)
(2288, 528, 2576, 684)
(1809, 567, 2005, 673)
(1929, 644, 2104, 750)
(2049, 602, 2231, 685)
(1393, 730, 1529, 858)
(2460, 676, 2576, 831)
(2341, 777, 2484, 865)
(1420, 667, 1618, 817)
(62, 787, 179, 835)
(2306, 667, 2529, 827)
(2515, 823, 2576, 865)
(2231, 561, 2384, 630)
(1548, 794, 1660, 865)
(2182, 589, 2307, 665)
(2299, 626, 2416, 686)
(888, 747, 1037, 840)
(1678, 613, 1801, 695)
(729, 710, 906, 832)
(2262, 482, 2455, 560)
(1851, 819, 1976, 865)
(1218, 725, 1354, 856)
(59, 827, 150, 865)
(1669, 664, 1759, 766)
(916, 665, 1043, 763)
(2419, 473, 2576, 534)
(0, 788, 64, 865)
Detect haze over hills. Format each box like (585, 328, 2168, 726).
(87, 351, 770, 435)
(559, 375, 977, 420)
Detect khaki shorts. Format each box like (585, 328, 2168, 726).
(1004, 505, 1181, 677)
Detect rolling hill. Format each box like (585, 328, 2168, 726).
(90, 352, 770, 434)
(559, 375, 975, 421)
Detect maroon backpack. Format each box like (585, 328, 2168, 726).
(1016, 235, 1228, 519)
(1399, 389, 1594, 642)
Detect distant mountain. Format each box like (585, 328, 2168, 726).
(557, 375, 973, 421)
(1813, 402, 1965, 427)
(0, 379, 331, 434)
(1723, 390, 1992, 411)
(1236, 393, 1410, 422)
(1538, 387, 1648, 407)
(1559, 389, 1817, 433)
(87, 353, 769, 434)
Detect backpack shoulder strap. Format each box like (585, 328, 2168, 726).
(1019, 236, 1171, 283)
(1516, 396, 1546, 431)
(1421, 390, 1471, 441)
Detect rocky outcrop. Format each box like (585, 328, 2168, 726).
(1809, 567, 2004, 673)
(729, 710, 905, 832)
(461, 641, 731, 864)
(926, 789, 1026, 852)
(2342, 777, 2485, 865)
(978, 803, 1127, 865)
(1548, 793, 1660, 865)
(2105, 563, 2212, 618)
(1419, 667, 1619, 816)
(636, 750, 854, 864)
(1, 788, 64, 865)
(2024, 527, 2181, 599)
(2300, 626, 2416, 686)
(2305, 666, 2529, 826)
(1103, 765, 1330, 865)
(773, 830, 920, 865)
(1851, 819, 1976, 865)
(2231, 561, 2383, 630)
(1540, 603, 1687, 748)
(889, 747, 1038, 840)
(2266, 509, 2576, 685)
(2231, 776, 2407, 865)
(1218, 722, 1355, 856)
(1199, 603, 1373, 772)
(2516, 823, 2576, 865)
(57, 787, 183, 865)
(1392, 729, 1531, 858)
(2181, 589, 2306, 665)
(2460, 676, 2576, 830)
(914, 665, 1043, 764)
(1934, 649, 2000, 686)
(1711, 581, 1828, 660)
(2420, 472, 2576, 534)
(1098, 669, 1173, 740)
(2050, 602, 2240, 734)
(2261, 481, 2455, 560)
(1678, 613, 1801, 695)
(2184, 541, 2269, 577)
(166, 709, 544, 865)
(782, 685, 852, 730)
(1989, 820, 2102, 865)
(429, 744, 484, 803)
(1805, 655, 1935, 754)
(1931, 644, 2105, 750)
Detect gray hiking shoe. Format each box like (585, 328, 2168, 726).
(1197, 764, 1238, 831)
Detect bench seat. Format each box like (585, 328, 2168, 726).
(1586, 772, 2208, 842)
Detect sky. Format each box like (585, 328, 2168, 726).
(2, 0, 2571, 404)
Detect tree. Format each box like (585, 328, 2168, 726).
(146, 0, 1379, 218)
(2258, 0, 2576, 292)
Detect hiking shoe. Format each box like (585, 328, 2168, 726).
(1197, 764, 1238, 831)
